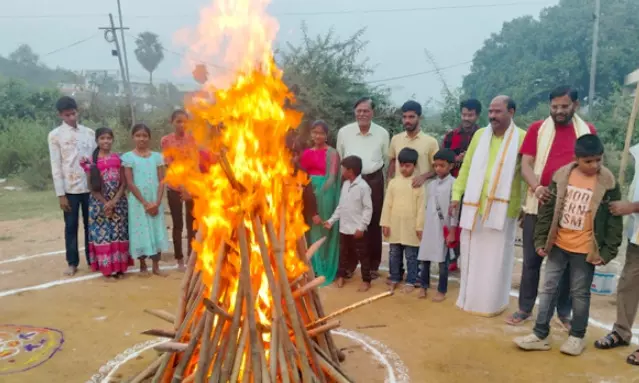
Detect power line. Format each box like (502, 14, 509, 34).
(0, 1, 555, 19)
(365, 61, 473, 84)
(42, 33, 100, 56)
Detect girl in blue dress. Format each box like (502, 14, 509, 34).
(121, 124, 169, 276)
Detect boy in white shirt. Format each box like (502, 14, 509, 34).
(325, 155, 373, 292)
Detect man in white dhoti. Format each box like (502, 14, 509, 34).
(450, 95, 526, 317)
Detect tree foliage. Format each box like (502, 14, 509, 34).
(462, 0, 639, 114)
(278, 24, 401, 146)
(134, 32, 165, 85)
(9, 44, 39, 66)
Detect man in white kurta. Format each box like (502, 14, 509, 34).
(450, 96, 526, 317)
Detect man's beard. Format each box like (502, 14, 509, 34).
(404, 123, 418, 132)
(551, 111, 574, 125)
(461, 120, 475, 129)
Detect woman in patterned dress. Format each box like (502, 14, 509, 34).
(80, 127, 131, 278)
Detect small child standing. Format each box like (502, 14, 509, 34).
(380, 148, 425, 294)
(514, 134, 623, 356)
(417, 149, 457, 301)
(122, 124, 170, 277)
(324, 156, 373, 292)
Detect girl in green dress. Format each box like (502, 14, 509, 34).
(121, 124, 169, 276)
(299, 120, 341, 285)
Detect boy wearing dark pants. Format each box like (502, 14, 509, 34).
(514, 134, 623, 356)
(325, 156, 373, 292)
(381, 148, 426, 294)
(418, 149, 457, 301)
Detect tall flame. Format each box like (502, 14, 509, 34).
(165, 0, 308, 326)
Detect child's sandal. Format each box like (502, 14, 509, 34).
(594, 331, 629, 350)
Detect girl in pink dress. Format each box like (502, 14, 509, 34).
(81, 128, 131, 278)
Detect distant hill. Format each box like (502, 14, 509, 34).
(0, 56, 80, 89)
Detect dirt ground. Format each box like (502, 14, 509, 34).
(2, 217, 639, 383)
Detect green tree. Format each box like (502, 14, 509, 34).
(9, 44, 39, 66)
(462, 0, 639, 114)
(278, 24, 400, 146)
(134, 32, 165, 85)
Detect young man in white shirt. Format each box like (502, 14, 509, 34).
(48, 96, 96, 276)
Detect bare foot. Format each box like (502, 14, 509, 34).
(418, 289, 428, 299)
(432, 292, 446, 302)
(63, 266, 77, 276)
(152, 268, 168, 277)
(358, 282, 371, 292)
(389, 282, 398, 294)
(177, 259, 186, 272)
(334, 277, 345, 288)
(402, 284, 415, 294)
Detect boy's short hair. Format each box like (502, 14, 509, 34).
(575, 134, 604, 158)
(341, 155, 363, 176)
(397, 147, 418, 165)
(56, 96, 77, 112)
(433, 149, 456, 164)
(401, 100, 422, 116)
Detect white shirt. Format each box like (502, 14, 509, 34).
(48, 122, 96, 196)
(327, 175, 373, 235)
(336, 122, 390, 175)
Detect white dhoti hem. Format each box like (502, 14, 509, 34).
(456, 216, 516, 317)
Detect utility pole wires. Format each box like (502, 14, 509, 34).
(99, 13, 136, 125)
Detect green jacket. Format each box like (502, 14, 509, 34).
(534, 162, 623, 264)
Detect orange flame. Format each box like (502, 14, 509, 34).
(165, 0, 308, 331)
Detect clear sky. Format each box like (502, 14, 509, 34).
(0, 0, 558, 103)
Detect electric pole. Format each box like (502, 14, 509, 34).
(588, 0, 600, 114)
(100, 13, 136, 125)
(116, 0, 132, 85)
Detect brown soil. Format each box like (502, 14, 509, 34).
(1, 218, 639, 383)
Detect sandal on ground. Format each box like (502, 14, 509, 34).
(505, 311, 531, 326)
(626, 349, 639, 366)
(594, 331, 629, 350)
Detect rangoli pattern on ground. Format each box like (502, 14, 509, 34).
(0, 324, 64, 375)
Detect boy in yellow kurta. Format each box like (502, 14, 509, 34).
(380, 147, 426, 293)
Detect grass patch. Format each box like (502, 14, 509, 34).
(0, 189, 59, 221)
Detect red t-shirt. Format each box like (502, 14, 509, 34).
(519, 120, 597, 186)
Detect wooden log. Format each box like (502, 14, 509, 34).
(144, 309, 176, 324)
(307, 320, 340, 338)
(141, 328, 177, 339)
(129, 356, 162, 383)
(305, 237, 326, 260)
(307, 292, 393, 329)
(175, 237, 199, 329)
(154, 342, 189, 353)
(252, 215, 287, 382)
(266, 218, 316, 383)
(313, 344, 354, 383)
(219, 283, 245, 382)
(171, 314, 205, 383)
(230, 321, 249, 383)
(296, 237, 339, 363)
(274, 212, 325, 383)
(238, 223, 263, 383)
(203, 298, 233, 320)
(292, 276, 325, 299)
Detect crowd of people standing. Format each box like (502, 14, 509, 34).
(48, 85, 639, 365)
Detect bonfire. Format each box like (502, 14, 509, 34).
(129, 0, 391, 382)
